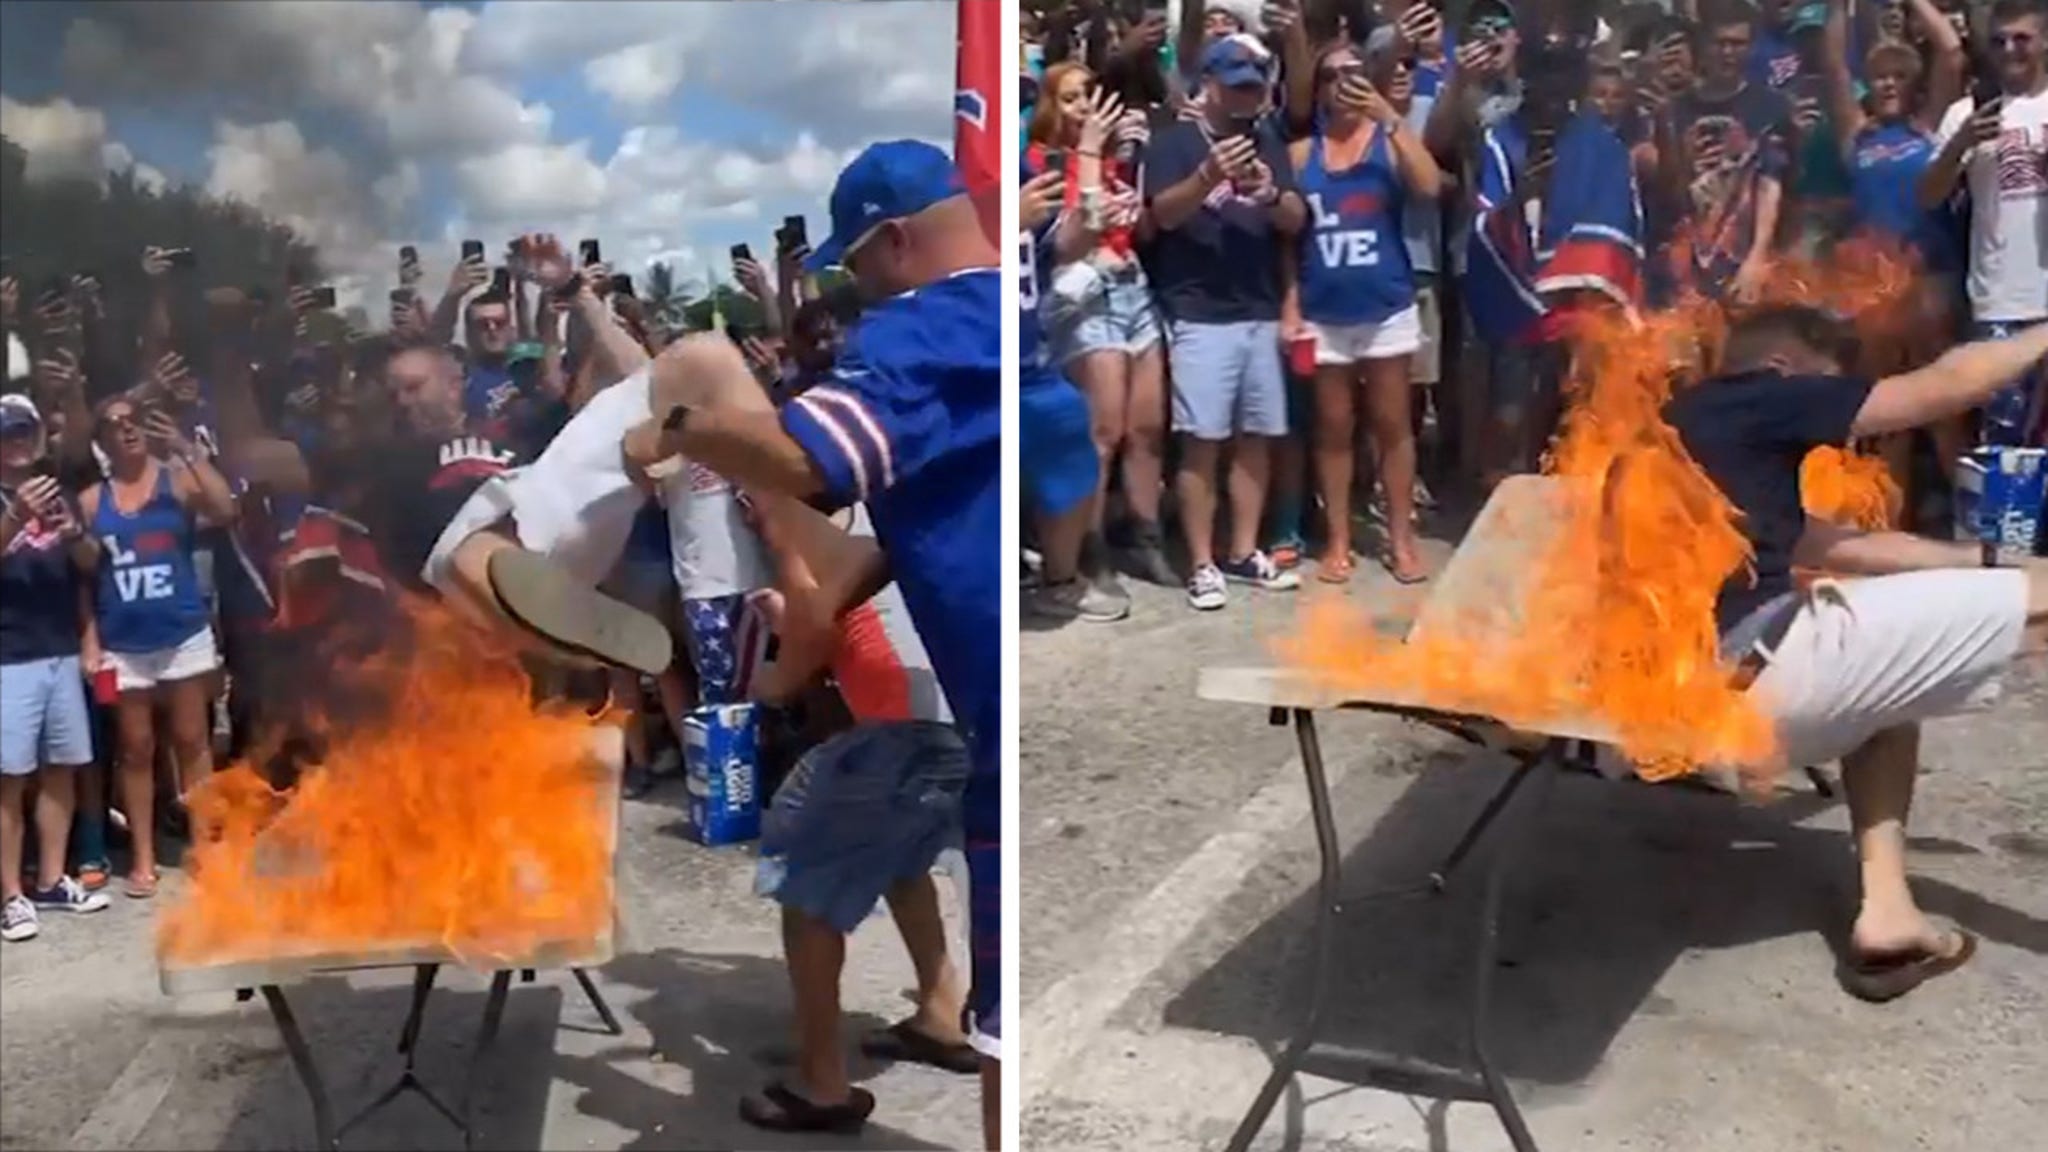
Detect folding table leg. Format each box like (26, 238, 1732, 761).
(259, 985, 339, 1151)
(1223, 709, 1342, 1152)
(1465, 744, 1559, 1152)
(1428, 747, 1546, 891)
(572, 967, 624, 1036)
(459, 970, 515, 1150)
(396, 963, 440, 1056)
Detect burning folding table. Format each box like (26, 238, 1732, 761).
(1201, 476, 1642, 1152)
(157, 727, 630, 1151)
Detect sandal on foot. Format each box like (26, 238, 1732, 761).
(860, 1020, 982, 1074)
(736, 1081, 875, 1134)
(486, 549, 673, 676)
(1316, 554, 1355, 585)
(1382, 554, 1429, 586)
(77, 861, 109, 892)
(123, 872, 159, 900)
(1838, 928, 1977, 1003)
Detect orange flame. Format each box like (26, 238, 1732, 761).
(1281, 243, 1922, 781)
(157, 603, 615, 971)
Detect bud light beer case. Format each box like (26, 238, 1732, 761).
(1954, 447, 2046, 564)
(683, 704, 761, 846)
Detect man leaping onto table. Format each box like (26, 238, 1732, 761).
(404, 140, 1003, 1146)
(1664, 306, 2048, 1003)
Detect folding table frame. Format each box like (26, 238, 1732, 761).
(233, 961, 622, 1151)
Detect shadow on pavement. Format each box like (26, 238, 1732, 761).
(1165, 752, 2048, 1099)
(560, 947, 953, 1151)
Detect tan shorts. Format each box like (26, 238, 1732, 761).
(1410, 281, 1443, 386)
(1747, 570, 2028, 769)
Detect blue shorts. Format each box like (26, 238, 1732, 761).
(1974, 319, 2046, 448)
(1168, 319, 1288, 439)
(681, 593, 771, 706)
(1046, 264, 1163, 364)
(759, 721, 967, 933)
(1019, 370, 1099, 517)
(1, 655, 94, 775)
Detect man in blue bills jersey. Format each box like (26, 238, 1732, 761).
(623, 139, 1005, 1146)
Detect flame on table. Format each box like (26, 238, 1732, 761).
(157, 604, 615, 969)
(1281, 242, 1921, 781)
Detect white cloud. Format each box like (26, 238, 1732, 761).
(465, 0, 954, 147)
(0, 94, 113, 182)
(584, 41, 686, 112)
(455, 140, 608, 220)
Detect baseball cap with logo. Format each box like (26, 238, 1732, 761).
(805, 140, 966, 273)
(0, 392, 44, 435)
(1202, 36, 1270, 89)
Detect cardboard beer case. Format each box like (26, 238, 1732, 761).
(682, 703, 762, 846)
(1954, 447, 2046, 564)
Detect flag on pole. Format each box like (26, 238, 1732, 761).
(954, 0, 999, 191)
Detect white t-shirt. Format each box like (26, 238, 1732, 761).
(1935, 88, 2048, 324)
(662, 459, 771, 600)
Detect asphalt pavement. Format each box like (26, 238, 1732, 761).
(0, 786, 981, 1151)
(1021, 548, 2048, 1151)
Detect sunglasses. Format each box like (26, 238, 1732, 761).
(1319, 62, 1365, 82)
(102, 411, 139, 429)
(471, 316, 511, 330)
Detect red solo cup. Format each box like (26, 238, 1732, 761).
(92, 666, 119, 705)
(1287, 334, 1317, 378)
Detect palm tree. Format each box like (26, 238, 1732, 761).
(642, 261, 692, 333)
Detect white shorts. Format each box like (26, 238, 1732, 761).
(1748, 570, 2028, 769)
(1307, 306, 1424, 367)
(424, 370, 659, 597)
(107, 628, 219, 692)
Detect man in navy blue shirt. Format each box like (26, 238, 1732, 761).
(624, 140, 1004, 1145)
(1143, 36, 1307, 610)
(1664, 306, 2048, 1003)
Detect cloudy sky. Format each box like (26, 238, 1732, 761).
(0, 0, 957, 315)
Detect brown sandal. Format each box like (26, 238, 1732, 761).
(1838, 928, 1977, 1003)
(123, 871, 159, 900)
(1316, 553, 1355, 585)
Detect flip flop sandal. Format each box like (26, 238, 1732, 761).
(486, 549, 673, 677)
(860, 1020, 982, 1074)
(123, 872, 159, 900)
(1382, 555, 1429, 585)
(1838, 929, 1978, 1004)
(736, 1081, 875, 1134)
(1316, 554, 1355, 585)
(77, 861, 109, 892)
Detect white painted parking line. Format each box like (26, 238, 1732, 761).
(1021, 748, 1353, 1106)
(67, 1028, 184, 1151)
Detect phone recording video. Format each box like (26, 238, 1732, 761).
(307, 286, 338, 309)
(579, 239, 602, 266)
(162, 248, 197, 270)
(399, 244, 419, 266)
(730, 243, 753, 264)
(460, 239, 485, 263)
(490, 267, 511, 296)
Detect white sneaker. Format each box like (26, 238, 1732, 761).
(1186, 564, 1228, 610)
(1, 895, 38, 942)
(1030, 577, 1131, 623)
(31, 875, 110, 914)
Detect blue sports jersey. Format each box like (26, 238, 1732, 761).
(780, 268, 1001, 776)
(1849, 120, 1958, 272)
(463, 362, 517, 424)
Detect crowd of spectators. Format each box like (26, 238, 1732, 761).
(1, 175, 990, 1134)
(1019, 0, 2046, 622)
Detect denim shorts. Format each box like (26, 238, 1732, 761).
(758, 720, 968, 934)
(1, 655, 95, 775)
(1047, 262, 1162, 364)
(1168, 319, 1289, 439)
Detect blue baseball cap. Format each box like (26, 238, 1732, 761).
(0, 392, 42, 434)
(805, 139, 965, 273)
(1202, 37, 1269, 89)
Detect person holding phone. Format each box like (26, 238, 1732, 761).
(1921, 0, 2048, 459)
(75, 392, 236, 900)
(1282, 38, 1443, 586)
(1026, 62, 1164, 606)
(0, 395, 108, 941)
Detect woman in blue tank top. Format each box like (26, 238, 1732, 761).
(77, 394, 237, 898)
(1818, 0, 1968, 504)
(1280, 41, 1442, 585)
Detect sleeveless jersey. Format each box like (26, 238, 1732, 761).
(1297, 130, 1415, 326)
(93, 467, 210, 653)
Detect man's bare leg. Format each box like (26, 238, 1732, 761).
(1839, 724, 1954, 958)
(781, 906, 857, 1106)
(882, 873, 970, 1043)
